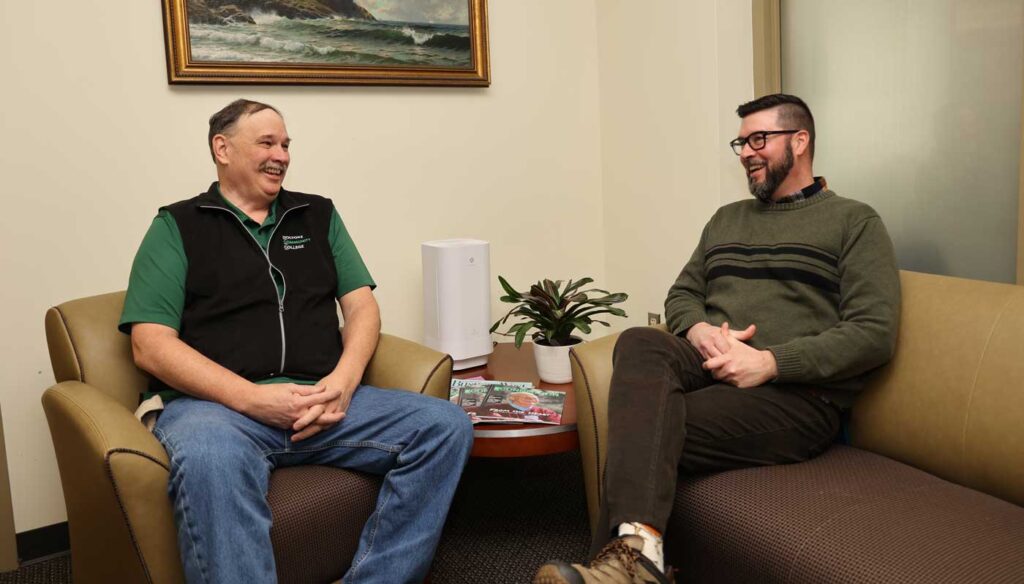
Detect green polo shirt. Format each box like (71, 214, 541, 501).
(119, 187, 375, 400)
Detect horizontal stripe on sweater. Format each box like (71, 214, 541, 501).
(706, 264, 840, 294)
(706, 243, 838, 267)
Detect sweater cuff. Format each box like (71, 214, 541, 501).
(767, 343, 803, 382)
(670, 313, 707, 337)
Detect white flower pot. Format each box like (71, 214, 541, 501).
(532, 339, 581, 384)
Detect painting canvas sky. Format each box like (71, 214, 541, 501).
(188, 0, 473, 68)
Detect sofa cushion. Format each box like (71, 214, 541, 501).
(270, 465, 382, 584)
(667, 445, 1024, 583)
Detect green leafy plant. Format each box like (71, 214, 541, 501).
(490, 276, 628, 348)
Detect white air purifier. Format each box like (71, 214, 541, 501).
(422, 239, 494, 370)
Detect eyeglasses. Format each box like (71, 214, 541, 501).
(729, 130, 799, 155)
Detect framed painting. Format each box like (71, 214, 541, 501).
(162, 0, 489, 86)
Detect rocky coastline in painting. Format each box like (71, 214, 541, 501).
(186, 0, 472, 67)
(189, 0, 375, 25)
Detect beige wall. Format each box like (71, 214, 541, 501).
(596, 0, 753, 330)
(0, 0, 753, 532)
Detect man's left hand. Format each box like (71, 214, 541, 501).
(291, 371, 360, 441)
(702, 323, 778, 388)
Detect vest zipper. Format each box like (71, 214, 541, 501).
(200, 203, 309, 376)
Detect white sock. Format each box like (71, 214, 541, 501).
(617, 522, 664, 572)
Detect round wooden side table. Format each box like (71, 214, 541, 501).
(455, 343, 579, 458)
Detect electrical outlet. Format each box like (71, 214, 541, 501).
(648, 312, 662, 325)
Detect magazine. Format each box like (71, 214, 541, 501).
(450, 379, 566, 425)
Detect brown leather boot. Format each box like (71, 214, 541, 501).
(533, 535, 674, 584)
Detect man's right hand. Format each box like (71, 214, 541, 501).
(129, 324, 345, 430)
(238, 383, 343, 430)
(686, 321, 756, 359)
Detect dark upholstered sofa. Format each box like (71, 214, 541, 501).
(570, 271, 1024, 583)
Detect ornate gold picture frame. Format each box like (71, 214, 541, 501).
(162, 0, 490, 86)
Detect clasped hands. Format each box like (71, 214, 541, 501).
(686, 321, 778, 388)
(242, 371, 358, 442)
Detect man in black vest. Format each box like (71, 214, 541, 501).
(119, 99, 473, 583)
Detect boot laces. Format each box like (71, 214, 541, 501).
(592, 537, 640, 579)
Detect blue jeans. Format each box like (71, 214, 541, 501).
(153, 385, 474, 584)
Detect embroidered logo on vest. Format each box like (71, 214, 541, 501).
(282, 234, 311, 250)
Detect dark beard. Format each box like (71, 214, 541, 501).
(747, 143, 794, 203)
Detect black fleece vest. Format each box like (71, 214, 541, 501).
(154, 185, 341, 394)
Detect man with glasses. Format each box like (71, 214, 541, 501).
(534, 94, 900, 584)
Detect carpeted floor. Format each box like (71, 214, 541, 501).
(0, 451, 592, 584)
(431, 451, 592, 583)
(0, 556, 70, 584)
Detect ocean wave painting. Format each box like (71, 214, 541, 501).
(186, 0, 474, 68)
(163, 0, 489, 85)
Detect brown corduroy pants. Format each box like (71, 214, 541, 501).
(592, 327, 841, 555)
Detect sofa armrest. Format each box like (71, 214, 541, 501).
(42, 381, 183, 584)
(572, 325, 669, 534)
(363, 333, 453, 400)
(571, 332, 620, 535)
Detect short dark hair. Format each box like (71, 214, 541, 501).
(207, 99, 281, 162)
(736, 93, 815, 158)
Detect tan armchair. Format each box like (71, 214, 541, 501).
(42, 291, 453, 584)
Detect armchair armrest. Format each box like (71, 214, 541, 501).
(42, 381, 183, 584)
(363, 333, 453, 400)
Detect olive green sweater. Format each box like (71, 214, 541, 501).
(665, 189, 900, 407)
